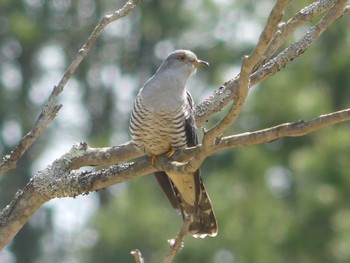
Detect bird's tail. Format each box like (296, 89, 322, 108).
(154, 171, 218, 238)
(177, 176, 218, 238)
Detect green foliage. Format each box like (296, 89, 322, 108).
(1, 0, 350, 262)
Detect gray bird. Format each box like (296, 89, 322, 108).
(130, 50, 217, 238)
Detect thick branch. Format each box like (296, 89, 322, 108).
(0, 181, 49, 249)
(68, 141, 143, 169)
(0, 148, 154, 249)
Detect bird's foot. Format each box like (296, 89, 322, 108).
(166, 149, 176, 158)
(151, 149, 175, 166)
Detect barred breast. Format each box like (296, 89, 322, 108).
(129, 95, 189, 156)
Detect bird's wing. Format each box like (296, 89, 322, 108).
(154, 172, 180, 210)
(154, 91, 198, 209)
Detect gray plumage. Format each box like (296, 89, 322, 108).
(130, 50, 217, 238)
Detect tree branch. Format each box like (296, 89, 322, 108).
(254, 0, 335, 71)
(68, 141, 143, 170)
(131, 249, 145, 263)
(164, 220, 190, 263)
(0, 180, 49, 249)
(2, 106, 350, 249)
(0, 146, 154, 249)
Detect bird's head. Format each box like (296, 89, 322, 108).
(158, 49, 209, 78)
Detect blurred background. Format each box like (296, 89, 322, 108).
(1, 0, 350, 262)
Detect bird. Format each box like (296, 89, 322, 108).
(129, 49, 217, 238)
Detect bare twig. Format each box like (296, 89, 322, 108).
(131, 249, 145, 263)
(0, 104, 62, 175)
(164, 220, 190, 263)
(264, 0, 335, 61)
(0, 0, 141, 176)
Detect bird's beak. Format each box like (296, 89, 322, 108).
(193, 59, 209, 67)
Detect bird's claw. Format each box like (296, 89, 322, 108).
(166, 149, 175, 158)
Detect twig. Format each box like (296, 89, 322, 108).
(253, 0, 335, 72)
(164, 220, 190, 263)
(131, 249, 145, 263)
(0, 0, 141, 176)
(0, 104, 62, 175)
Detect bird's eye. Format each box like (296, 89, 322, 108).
(178, 54, 186, 61)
